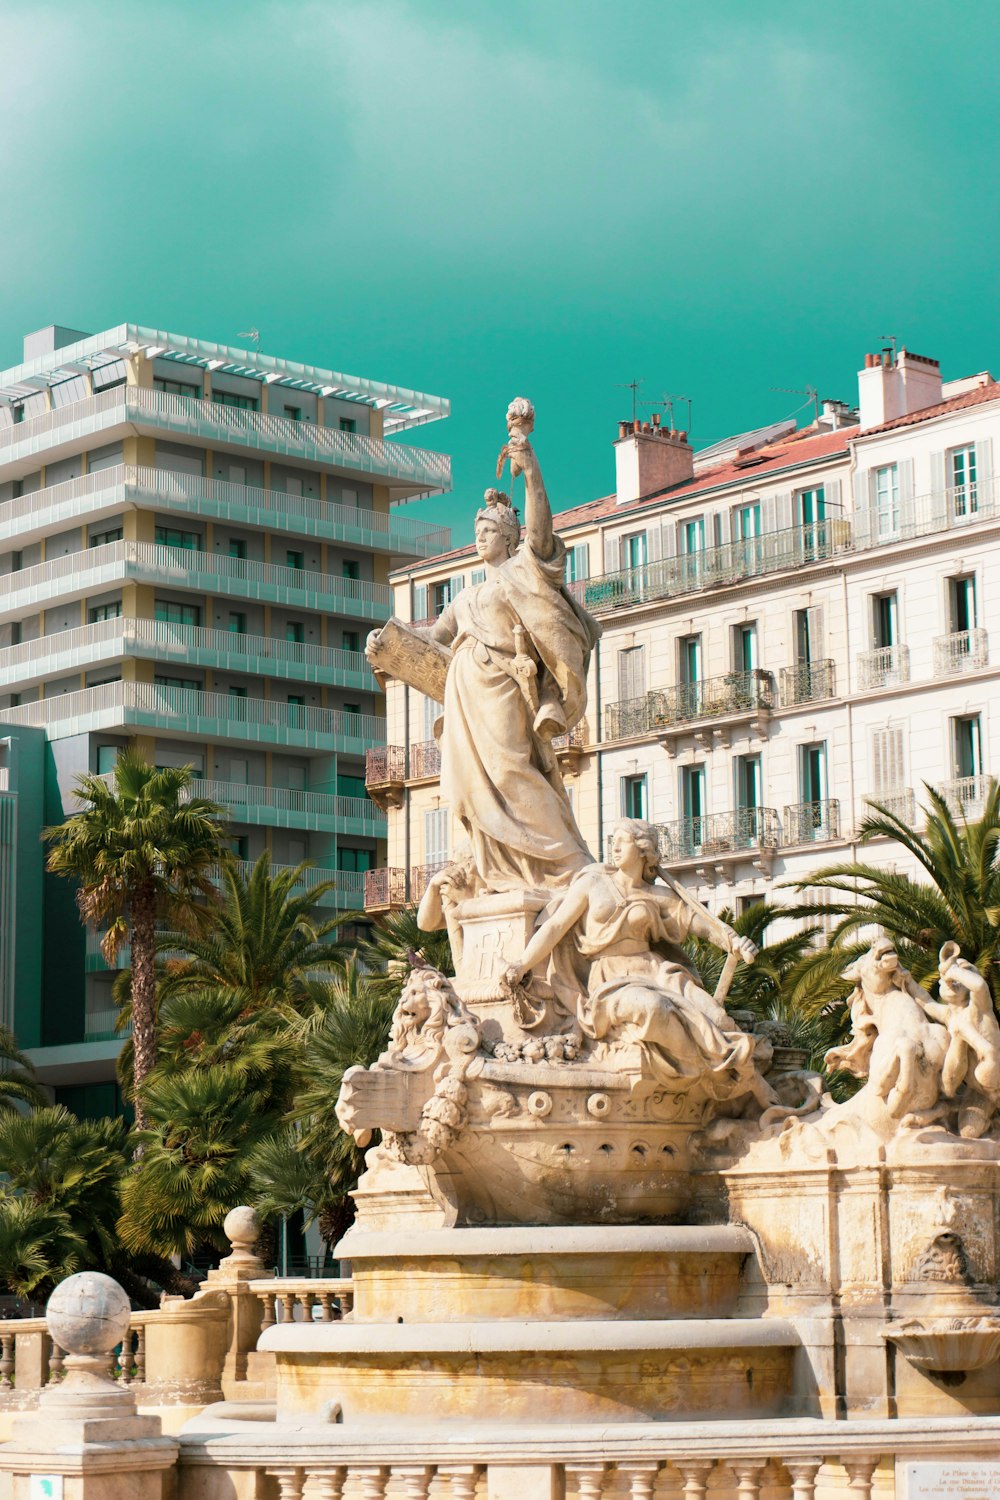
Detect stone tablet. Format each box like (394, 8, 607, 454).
(901, 1460, 1000, 1499)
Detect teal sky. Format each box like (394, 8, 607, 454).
(1, 0, 997, 545)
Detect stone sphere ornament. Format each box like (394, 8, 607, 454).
(223, 1204, 261, 1257)
(46, 1271, 131, 1357)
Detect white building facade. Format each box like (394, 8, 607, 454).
(367, 348, 998, 933)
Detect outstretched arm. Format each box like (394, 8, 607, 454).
(505, 880, 590, 982)
(509, 440, 554, 560)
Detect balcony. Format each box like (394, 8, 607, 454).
(363, 861, 445, 912)
(933, 628, 989, 676)
(0, 388, 452, 496)
(603, 695, 661, 743)
(408, 738, 442, 781)
(0, 680, 384, 755)
(365, 745, 407, 810)
(783, 800, 841, 846)
(779, 659, 836, 707)
(657, 806, 781, 873)
(851, 475, 1000, 550)
(0, 540, 393, 627)
(863, 788, 917, 825)
(657, 671, 772, 752)
(0, 617, 376, 694)
(941, 775, 993, 819)
(552, 718, 588, 770)
(92, 772, 385, 837)
(568, 519, 852, 617)
(0, 464, 450, 558)
(857, 644, 910, 691)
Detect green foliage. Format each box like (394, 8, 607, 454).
(0, 1025, 48, 1115)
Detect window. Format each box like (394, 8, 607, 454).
(424, 807, 450, 866)
(794, 606, 822, 665)
(89, 526, 123, 548)
(229, 685, 247, 699)
(622, 532, 647, 572)
(342, 560, 360, 581)
(228, 464, 247, 485)
(230, 758, 249, 784)
(470, 568, 486, 586)
(871, 725, 906, 802)
(343, 701, 360, 716)
(422, 693, 438, 742)
(287, 766, 306, 791)
(154, 600, 200, 626)
(154, 377, 201, 399)
(566, 544, 590, 583)
(342, 629, 360, 653)
(213, 390, 259, 411)
(872, 591, 897, 649)
(337, 773, 366, 799)
(286, 550, 304, 571)
(679, 634, 701, 684)
(9, 552, 21, 572)
(287, 621, 305, 644)
(734, 623, 757, 674)
(228, 612, 247, 635)
(339, 417, 357, 433)
(949, 575, 978, 634)
(287, 694, 305, 706)
(230, 836, 249, 860)
(341, 488, 358, 508)
(338, 847, 372, 872)
(283, 405, 302, 422)
(621, 773, 647, 820)
(96, 746, 119, 774)
(286, 478, 303, 497)
(953, 715, 983, 780)
(950, 445, 978, 518)
(155, 674, 194, 691)
(9, 623, 20, 645)
(873, 465, 899, 540)
(89, 601, 123, 623)
(617, 645, 645, 702)
(796, 487, 826, 527)
(735, 754, 761, 811)
(799, 742, 828, 805)
(680, 765, 705, 853)
(413, 582, 429, 620)
(681, 518, 705, 554)
(733, 503, 761, 542)
(155, 526, 200, 551)
(432, 580, 452, 616)
(228, 539, 247, 560)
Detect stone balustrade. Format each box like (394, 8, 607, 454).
(251, 1277, 354, 1329)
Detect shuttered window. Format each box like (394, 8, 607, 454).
(424, 807, 450, 867)
(870, 726, 905, 797)
(617, 645, 645, 701)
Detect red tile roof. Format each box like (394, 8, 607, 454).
(857, 380, 1000, 437)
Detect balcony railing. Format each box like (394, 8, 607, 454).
(365, 745, 407, 787)
(940, 775, 993, 818)
(0, 464, 450, 556)
(0, 540, 392, 623)
(657, 806, 781, 862)
(568, 519, 852, 616)
(0, 387, 452, 493)
(656, 670, 772, 727)
(852, 475, 1000, 548)
(91, 772, 383, 834)
(408, 738, 442, 779)
(0, 680, 384, 753)
(933, 628, 989, 676)
(603, 694, 660, 742)
(857, 644, 910, 690)
(864, 788, 917, 825)
(783, 799, 841, 845)
(363, 860, 446, 910)
(778, 659, 836, 707)
(0, 616, 376, 692)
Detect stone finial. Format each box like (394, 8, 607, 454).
(223, 1205, 261, 1263)
(46, 1271, 131, 1361)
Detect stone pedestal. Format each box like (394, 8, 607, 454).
(454, 890, 548, 1035)
(204, 1205, 274, 1400)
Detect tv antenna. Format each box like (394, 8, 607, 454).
(617, 378, 643, 424)
(770, 385, 819, 422)
(879, 333, 898, 365)
(238, 327, 261, 352)
(663, 393, 692, 433)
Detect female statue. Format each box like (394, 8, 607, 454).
(371, 399, 599, 894)
(504, 818, 775, 1108)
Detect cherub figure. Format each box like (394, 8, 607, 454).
(922, 942, 1000, 1138)
(416, 839, 481, 965)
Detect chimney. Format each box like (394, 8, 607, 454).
(614, 420, 694, 506)
(858, 346, 942, 429)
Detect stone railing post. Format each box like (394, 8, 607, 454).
(203, 1204, 274, 1396)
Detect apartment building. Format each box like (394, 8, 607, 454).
(0, 323, 450, 1100)
(368, 347, 998, 936)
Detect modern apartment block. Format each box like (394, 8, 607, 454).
(0, 323, 451, 1101)
(368, 347, 998, 938)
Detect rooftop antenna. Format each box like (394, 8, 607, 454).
(770, 385, 819, 423)
(664, 393, 692, 434)
(879, 333, 898, 366)
(238, 327, 261, 353)
(617, 378, 643, 424)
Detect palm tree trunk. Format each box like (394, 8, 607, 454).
(130, 880, 159, 1129)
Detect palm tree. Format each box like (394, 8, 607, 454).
(357, 905, 455, 988)
(44, 749, 227, 1121)
(788, 780, 1000, 1006)
(0, 1025, 47, 1115)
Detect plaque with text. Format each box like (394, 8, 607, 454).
(902, 1460, 1000, 1499)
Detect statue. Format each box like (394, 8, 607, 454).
(926, 942, 1000, 1138)
(504, 819, 774, 1111)
(366, 398, 600, 895)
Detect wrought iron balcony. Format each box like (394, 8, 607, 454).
(657, 806, 781, 864)
(933, 628, 989, 676)
(408, 739, 442, 780)
(783, 800, 841, 845)
(863, 788, 917, 825)
(940, 775, 993, 818)
(0, 387, 452, 495)
(0, 464, 451, 557)
(603, 695, 661, 742)
(363, 861, 446, 912)
(365, 745, 407, 788)
(779, 659, 836, 707)
(857, 644, 910, 690)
